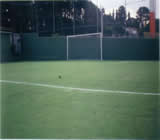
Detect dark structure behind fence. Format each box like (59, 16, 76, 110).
(0, 33, 159, 62)
(0, 33, 21, 62)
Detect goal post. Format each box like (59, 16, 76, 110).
(66, 32, 103, 61)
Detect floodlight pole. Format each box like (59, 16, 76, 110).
(97, 0, 99, 32)
(101, 7, 104, 37)
(53, 1, 55, 33)
(73, 0, 75, 35)
(125, 0, 127, 9)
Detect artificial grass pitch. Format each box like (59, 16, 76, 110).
(0, 61, 159, 139)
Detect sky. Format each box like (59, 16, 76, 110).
(91, 0, 159, 18)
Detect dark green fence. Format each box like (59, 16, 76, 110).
(22, 33, 66, 60)
(103, 38, 159, 60)
(0, 33, 159, 62)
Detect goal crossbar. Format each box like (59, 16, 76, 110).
(67, 32, 102, 38)
(66, 33, 103, 61)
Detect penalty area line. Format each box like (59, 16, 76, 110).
(0, 80, 160, 96)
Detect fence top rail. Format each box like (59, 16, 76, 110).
(67, 32, 102, 38)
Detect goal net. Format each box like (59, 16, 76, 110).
(66, 33, 103, 60)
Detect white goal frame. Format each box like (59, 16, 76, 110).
(66, 32, 103, 61)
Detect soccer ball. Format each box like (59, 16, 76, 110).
(58, 75, 62, 79)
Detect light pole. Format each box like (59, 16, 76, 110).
(97, 0, 99, 32)
(73, 0, 75, 35)
(101, 7, 104, 37)
(125, 0, 127, 9)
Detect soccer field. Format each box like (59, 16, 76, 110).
(0, 61, 160, 139)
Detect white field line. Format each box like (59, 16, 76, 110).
(0, 139, 147, 140)
(0, 80, 160, 96)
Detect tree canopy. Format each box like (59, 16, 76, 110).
(0, 1, 158, 37)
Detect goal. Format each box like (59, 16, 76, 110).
(66, 33, 103, 61)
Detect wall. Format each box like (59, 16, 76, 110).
(103, 38, 159, 60)
(22, 33, 66, 60)
(1, 33, 159, 61)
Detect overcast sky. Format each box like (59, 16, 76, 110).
(91, 0, 159, 18)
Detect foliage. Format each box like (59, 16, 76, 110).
(1, 1, 157, 37)
(116, 6, 126, 26)
(136, 6, 150, 28)
(126, 17, 139, 28)
(113, 24, 125, 36)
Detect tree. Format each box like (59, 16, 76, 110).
(103, 14, 115, 36)
(113, 24, 125, 36)
(0, 0, 103, 35)
(136, 6, 150, 29)
(128, 12, 131, 19)
(116, 6, 126, 26)
(126, 17, 139, 28)
(144, 18, 159, 33)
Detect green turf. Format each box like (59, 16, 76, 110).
(0, 61, 159, 139)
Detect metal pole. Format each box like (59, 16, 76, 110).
(101, 7, 103, 37)
(125, 0, 127, 9)
(66, 36, 69, 60)
(73, 0, 75, 35)
(100, 33, 103, 61)
(100, 7, 103, 61)
(35, 3, 39, 33)
(97, 0, 99, 32)
(53, 1, 55, 33)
